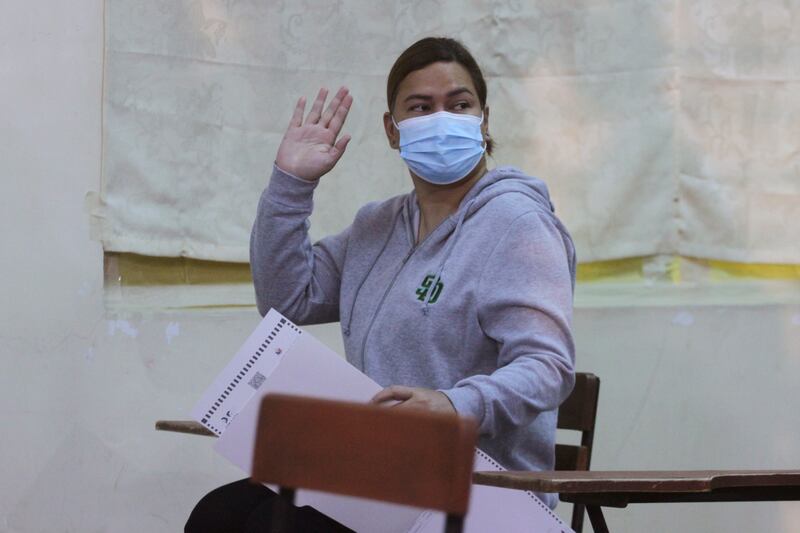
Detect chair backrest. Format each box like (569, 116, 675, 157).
(251, 394, 479, 517)
(555, 372, 600, 471)
(555, 372, 600, 533)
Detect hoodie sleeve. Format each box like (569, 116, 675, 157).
(441, 210, 576, 438)
(249, 164, 348, 324)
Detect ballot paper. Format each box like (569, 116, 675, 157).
(192, 309, 572, 533)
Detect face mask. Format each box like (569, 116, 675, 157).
(393, 111, 486, 185)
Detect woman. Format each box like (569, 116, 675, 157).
(187, 36, 576, 533)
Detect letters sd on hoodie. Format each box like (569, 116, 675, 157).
(251, 164, 576, 509)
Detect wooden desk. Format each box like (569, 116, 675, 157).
(155, 420, 215, 437)
(157, 423, 800, 532)
(473, 470, 800, 533)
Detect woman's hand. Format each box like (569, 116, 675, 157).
(371, 385, 456, 415)
(275, 86, 353, 181)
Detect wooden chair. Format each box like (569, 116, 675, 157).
(250, 394, 479, 533)
(555, 372, 601, 533)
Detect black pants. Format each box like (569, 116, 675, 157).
(185, 478, 355, 533)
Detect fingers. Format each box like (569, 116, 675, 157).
(304, 87, 328, 125)
(331, 134, 351, 160)
(371, 385, 414, 404)
(289, 96, 306, 128)
(294, 86, 351, 134)
(327, 93, 353, 136)
(321, 87, 349, 128)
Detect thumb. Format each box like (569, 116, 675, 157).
(371, 385, 412, 404)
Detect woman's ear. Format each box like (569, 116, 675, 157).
(482, 106, 490, 139)
(383, 112, 399, 150)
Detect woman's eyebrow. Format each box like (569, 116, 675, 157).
(403, 87, 474, 102)
(445, 87, 474, 98)
(403, 93, 433, 102)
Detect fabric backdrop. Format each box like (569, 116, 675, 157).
(97, 0, 800, 264)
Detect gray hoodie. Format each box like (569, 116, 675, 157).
(251, 164, 576, 509)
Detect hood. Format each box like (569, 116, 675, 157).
(403, 166, 576, 314)
(404, 166, 565, 247)
(459, 165, 556, 219)
(344, 166, 576, 331)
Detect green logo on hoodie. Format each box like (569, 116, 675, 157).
(416, 274, 443, 304)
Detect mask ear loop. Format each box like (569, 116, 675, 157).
(390, 115, 401, 149)
(476, 112, 488, 153)
(478, 111, 489, 153)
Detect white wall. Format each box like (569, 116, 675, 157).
(1, 2, 799, 532)
(570, 305, 800, 532)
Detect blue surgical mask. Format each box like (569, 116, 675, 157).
(393, 111, 486, 185)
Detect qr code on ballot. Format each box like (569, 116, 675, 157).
(247, 371, 266, 390)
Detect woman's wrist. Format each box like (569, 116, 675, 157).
(266, 164, 319, 209)
(274, 158, 322, 182)
(273, 161, 317, 182)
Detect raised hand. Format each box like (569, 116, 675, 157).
(275, 87, 353, 181)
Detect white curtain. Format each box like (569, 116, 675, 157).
(97, 0, 800, 264)
(677, 1, 800, 263)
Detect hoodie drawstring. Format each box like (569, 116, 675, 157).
(343, 204, 403, 336)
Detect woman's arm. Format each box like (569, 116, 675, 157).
(443, 210, 576, 437)
(250, 87, 354, 323)
(250, 166, 350, 323)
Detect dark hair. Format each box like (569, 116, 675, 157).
(387, 37, 494, 155)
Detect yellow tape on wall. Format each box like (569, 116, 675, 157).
(702, 259, 800, 280)
(107, 253, 800, 286)
(106, 253, 252, 286)
(577, 256, 800, 283)
(576, 257, 644, 282)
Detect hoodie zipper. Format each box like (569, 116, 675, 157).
(359, 247, 414, 373)
(358, 215, 452, 374)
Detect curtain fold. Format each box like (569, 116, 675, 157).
(99, 0, 800, 264)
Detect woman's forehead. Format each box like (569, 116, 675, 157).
(395, 61, 476, 100)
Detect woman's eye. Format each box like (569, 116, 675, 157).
(452, 101, 470, 111)
(409, 103, 428, 112)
